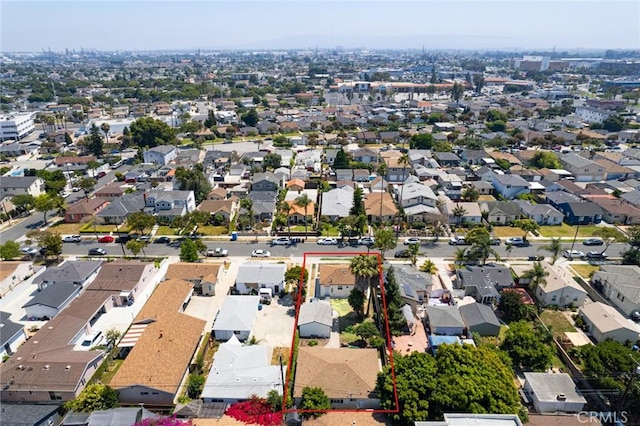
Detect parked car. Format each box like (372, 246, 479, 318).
(448, 236, 469, 246)
(358, 237, 375, 246)
(506, 237, 526, 246)
(207, 248, 229, 257)
(490, 237, 501, 246)
(97, 235, 114, 243)
(563, 250, 585, 259)
(88, 247, 107, 256)
(394, 249, 411, 258)
(317, 237, 338, 245)
(63, 235, 82, 243)
(404, 237, 421, 245)
(115, 235, 132, 244)
(71, 187, 81, 192)
(251, 249, 271, 258)
(586, 251, 608, 260)
(154, 236, 171, 244)
(61, 191, 71, 198)
(583, 238, 604, 246)
(96, 171, 106, 179)
(272, 237, 291, 246)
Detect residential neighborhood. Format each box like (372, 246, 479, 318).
(1, 14, 640, 425)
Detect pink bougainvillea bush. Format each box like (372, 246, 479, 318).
(133, 416, 192, 426)
(226, 396, 283, 426)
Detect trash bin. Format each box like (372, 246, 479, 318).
(230, 231, 238, 241)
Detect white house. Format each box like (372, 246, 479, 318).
(523, 372, 587, 413)
(574, 106, 615, 124)
(320, 186, 354, 220)
(144, 189, 196, 219)
(142, 145, 178, 166)
(441, 202, 482, 225)
(0, 262, 37, 298)
(298, 299, 333, 338)
(23, 282, 82, 320)
(212, 296, 260, 341)
(530, 263, 587, 307)
(0, 176, 46, 198)
(516, 200, 564, 225)
(235, 263, 286, 295)
(0, 312, 27, 358)
(395, 176, 440, 223)
(592, 265, 640, 317)
(491, 174, 530, 199)
(579, 302, 640, 344)
(0, 113, 35, 141)
(201, 335, 282, 403)
(317, 264, 356, 298)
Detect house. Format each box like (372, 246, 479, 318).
(394, 265, 432, 303)
(197, 199, 238, 223)
(579, 302, 640, 344)
(335, 169, 370, 182)
(592, 265, 640, 316)
(415, 413, 523, 425)
(383, 153, 412, 183)
(460, 149, 489, 165)
(0, 311, 26, 358)
(298, 298, 333, 338)
(64, 198, 110, 223)
(165, 263, 222, 296)
(62, 407, 158, 426)
(110, 279, 206, 406)
(286, 178, 305, 192)
(560, 154, 605, 182)
(22, 282, 82, 320)
(320, 186, 354, 220)
(556, 201, 603, 225)
(286, 199, 316, 225)
(0, 404, 61, 426)
(143, 145, 177, 166)
(469, 180, 494, 195)
(94, 182, 128, 200)
(364, 192, 398, 223)
(434, 152, 461, 167)
(97, 192, 146, 224)
(591, 198, 640, 225)
(201, 335, 282, 403)
(317, 264, 356, 298)
(212, 295, 260, 341)
(251, 172, 282, 192)
(425, 306, 466, 336)
(144, 189, 196, 220)
(480, 201, 522, 225)
(516, 200, 564, 225)
(396, 176, 440, 223)
(523, 372, 587, 413)
(441, 202, 482, 225)
(207, 187, 229, 201)
(491, 174, 530, 199)
(0, 262, 37, 298)
(456, 264, 515, 304)
(0, 176, 45, 197)
(0, 261, 157, 402)
(294, 347, 380, 409)
(235, 262, 286, 295)
(438, 173, 464, 200)
(544, 191, 582, 208)
(512, 263, 587, 308)
(248, 191, 277, 221)
(459, 303, 501, 336)
(352, 147, 379, 164)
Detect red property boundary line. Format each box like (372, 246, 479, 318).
(282, 251, 400, 415)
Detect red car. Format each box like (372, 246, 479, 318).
(98, 235, 114, 243)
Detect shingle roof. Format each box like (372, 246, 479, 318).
(0, 311, 24, 349)
(1, 176, 40, 189)
(321, 186, 354, 217)
(0, 404, 59, 426)
(594, 265, 640, 304)
(33, 260, 102, 286)
(212, 296, 260, 332)
(564, 202, 603, 216)
(22, 282, 80, 310)
(318, 264, 356, 286)
(235, 263, 285, 285)
(165, 263, 221, 284)
(459, 303, 500, 328)
(425, 306, 465, 329)
(298, 299, 333, 327)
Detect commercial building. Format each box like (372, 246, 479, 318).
(0, 113, 35, 141)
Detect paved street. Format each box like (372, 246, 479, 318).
(61, 239, 630, 260)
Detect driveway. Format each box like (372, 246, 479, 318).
(184, 261, 237, 330)
(325, 309, 340, 348)
(251, 294, 296, 347)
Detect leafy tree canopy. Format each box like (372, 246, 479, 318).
(65, 384, 118, 412)
(500, 320, 554, 371)
(130, 117, 176, 148)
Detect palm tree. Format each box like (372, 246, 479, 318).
(294, 194, 311, 237)
(538, 238, 562, 264)
(454, 247, 468, 265)
(349, 254, 379, 316)
(408, 243, 420, 266)
(100, 123, 110, 145)
(466, 227, 500, 265)
(452, 204, 467, 225)
(419, 259, 437, 274)
(521, 261, 549, 292)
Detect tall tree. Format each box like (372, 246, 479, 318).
(350, 187, 365, 216)
(408, 243, 420, 267)
(34, 193, 54, 225)
(0, 241, 21, 260)
(179, 239, 199, 262)
(240, 198, 255, 229)
(348, 287, 366, 318)
(129, 116, 176, 148)
(450, 82, 464, 103)
(521, 261, 549, 292)
(538, 238, 562, 264)
(126, 239, 146, 258)
(241, 108, 259, 127)
(85, 123, 104, 157)
(294, 194, 312, 236)
(498, 290, 533, 322)
(333, 149, 349, 169)
(64, 384, 118, 412)
(77, 177, 97, 200)
(11, 194, 35, 213)
(100, 122, 110, 145)
(514, 218, 539, 241)
(465, 227, 500, 265)
(126, 212, 156, 236)
(500, 320, 554, 371)
(349, 254, 379, 316)
(451, 204, 467, 224)
(373, 228, 397, 259)
(461, 187, 479, 202)
(175, 165, 211, 205)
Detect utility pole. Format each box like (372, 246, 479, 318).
(568, 222, 580, 260)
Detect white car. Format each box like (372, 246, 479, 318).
(505, 237, 526, 246)
(206, 248, 228, 257)
(61, 191, 71, 198)
(317, 237, 338, 245)
(252, 249, 271, 258)
(358, 237, 375, 246)
(448, 236, 468, 246)
(404, 237, 421, 245)
(63, 235, 82, 243)
(271, 237, 291, 246)
(563, 250, 585, 259)
(20, 246, 39, 255)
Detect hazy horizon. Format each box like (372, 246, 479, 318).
(2, 1, 639, 52)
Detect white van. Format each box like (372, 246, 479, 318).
(82, 330, 103, 347)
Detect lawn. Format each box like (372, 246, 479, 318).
(198, 226, 228, 236)
(491, 227, 524, 238)
(540, 310, 576, 338)
(320, 224, 340, 237)
(570, 264, 600, 278)
(330, 299, 360, 331)
(538, 223, 602, 239)
(79, 223, 131, 234)
(155, 226, 178, 236)
(49, 222, 84, 234)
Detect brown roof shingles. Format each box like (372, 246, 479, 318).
(318, 264, 356, 287)
(165, 263, 221, 284)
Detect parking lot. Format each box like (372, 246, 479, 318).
(251, 294, 296, 347)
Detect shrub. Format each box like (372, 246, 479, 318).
(308, 339, 318, 346)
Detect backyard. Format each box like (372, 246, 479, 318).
(540, 310, 576, 339)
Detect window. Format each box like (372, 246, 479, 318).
(49, 391, 62, 400)
(337, 286, 343, 290)
(140, 391, 149, 395)
(330, 399, 343, 404)
(551, 295, 557, 302)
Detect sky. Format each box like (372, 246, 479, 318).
(1, 0, 639, 52)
